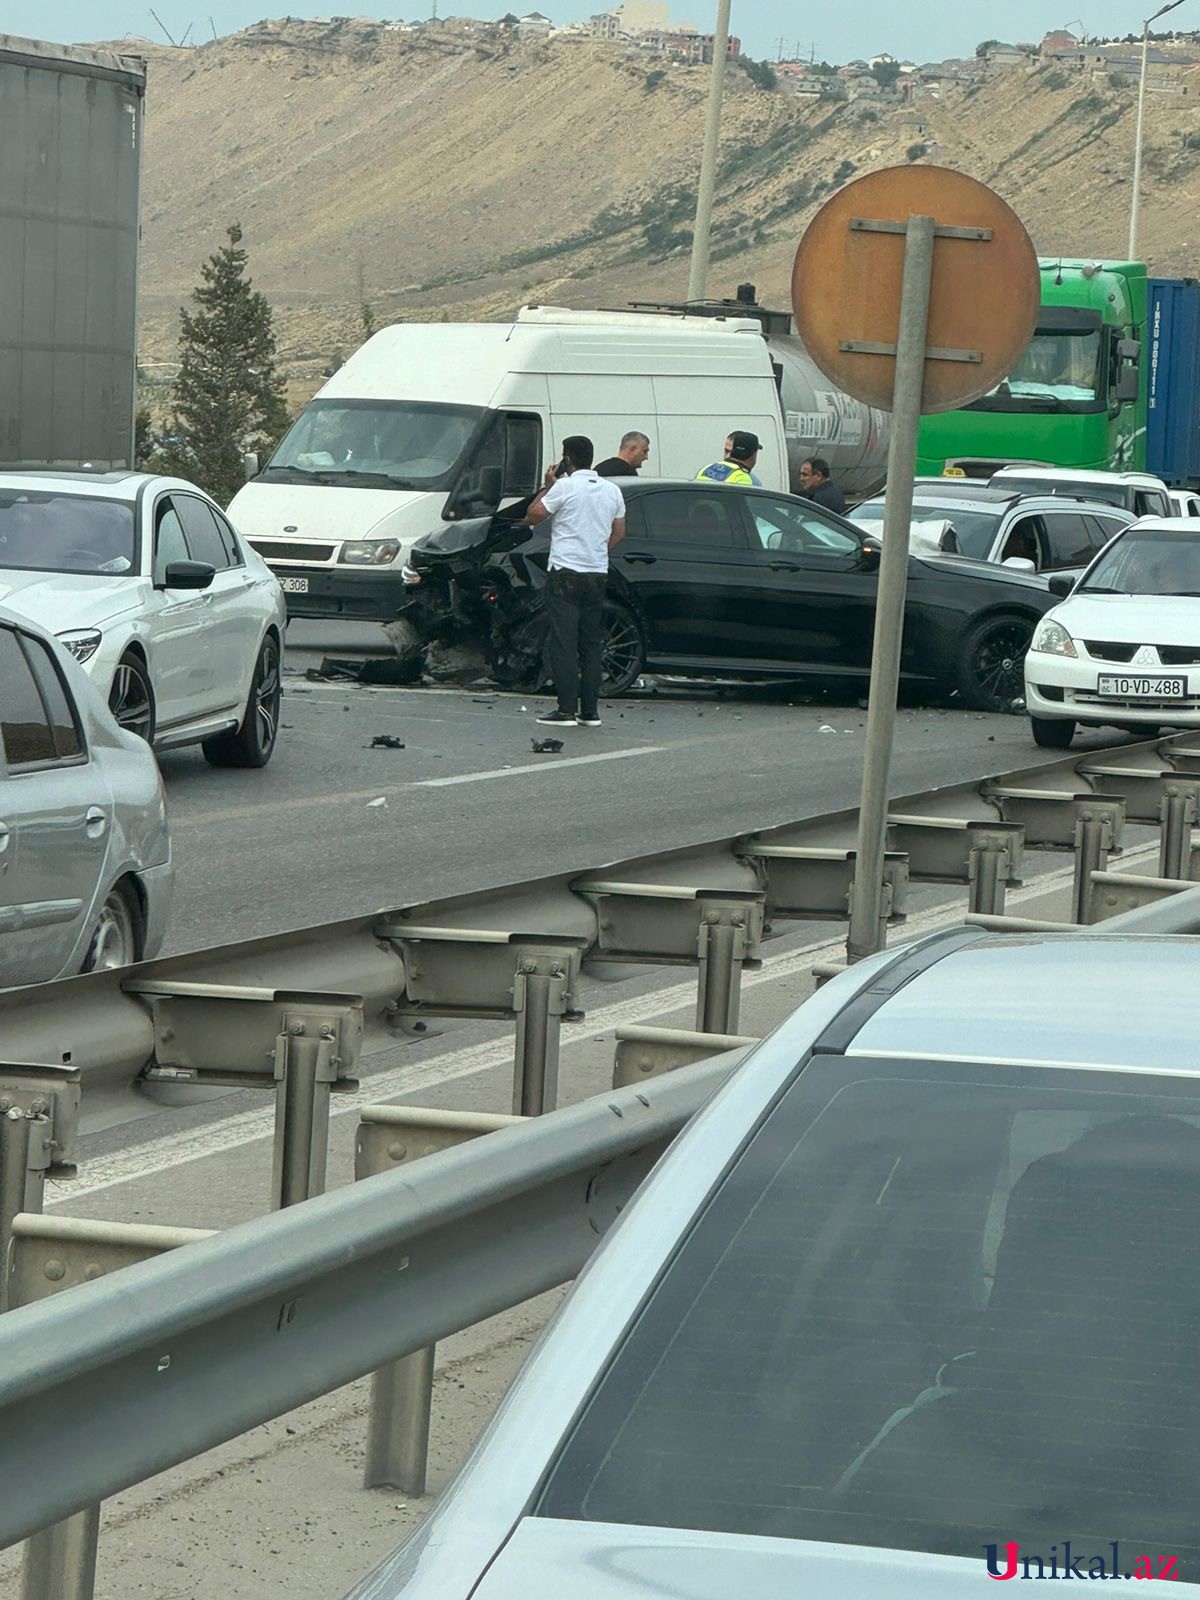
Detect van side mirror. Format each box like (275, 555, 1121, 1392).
(242, 451, 260, 482)
(1048, 574, 1076, 598)
(449, 464, 504, 520)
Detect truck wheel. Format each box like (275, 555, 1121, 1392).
(601, 600, 646, 696)
(1031, 715, 1075, 749)
(203, 635, 282, 768)
(956, 614, 1033, 712)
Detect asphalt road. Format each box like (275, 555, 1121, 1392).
(156, 619, 1124, 956)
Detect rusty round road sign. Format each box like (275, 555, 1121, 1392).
(791, 165, 1039, 414)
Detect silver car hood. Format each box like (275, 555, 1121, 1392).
(466, 1519, 1037, 1600)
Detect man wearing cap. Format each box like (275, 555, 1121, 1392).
(696, 431, 762, 487)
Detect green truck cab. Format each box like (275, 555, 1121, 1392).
(917, 260, 1147, 478)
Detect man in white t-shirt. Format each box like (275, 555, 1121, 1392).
(525, 435, 626, 728)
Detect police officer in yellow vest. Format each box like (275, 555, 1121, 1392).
(695, 430, 762, 487)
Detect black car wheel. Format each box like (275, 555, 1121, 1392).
(956, 614, 1034, 712)
(109, 653, 156, 743)
(202, 634, 282, 768)
(601, 600, 645, 696)
(1031, 714, 1076, 749)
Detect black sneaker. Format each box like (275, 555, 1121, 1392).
(577, 713, 602, 727)
(536, 709, 578, 727)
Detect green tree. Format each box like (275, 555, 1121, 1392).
(975, 38, 1001, 58)
(870, 59, 902, 90)
(156, 223, 289, 506)
(741, 56, 778, 90)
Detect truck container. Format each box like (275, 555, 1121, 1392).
(1145, 277, 1200, 488)
(0, 34, 146, 469)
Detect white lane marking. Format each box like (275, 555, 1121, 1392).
(53, 838, 1160, 1204)
(416, 747, 666, 787)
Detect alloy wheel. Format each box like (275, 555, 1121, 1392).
(254, 640, 282, 754)
(969, 621, 1032, 710)
(109, 659, 154, 741)
(601, 608, 644, 694)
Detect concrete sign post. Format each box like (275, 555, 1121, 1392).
(792, 166, 1039, 963)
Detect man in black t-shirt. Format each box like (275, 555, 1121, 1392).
(595, 430, 651, 478)
(799, 456, 848, 516)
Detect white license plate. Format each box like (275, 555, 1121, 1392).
(1096, 673, 1186, 698)
(278, 576, 309, 594)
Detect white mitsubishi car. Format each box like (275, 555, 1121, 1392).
(1024, 517, 1200, 748)
(0, 472, 286, 767)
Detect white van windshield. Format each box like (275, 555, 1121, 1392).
(265, 400, 484, 490)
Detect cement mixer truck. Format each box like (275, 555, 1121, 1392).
(229, 289, 889, 623)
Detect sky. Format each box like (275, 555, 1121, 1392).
(6, 3, 1183, 64)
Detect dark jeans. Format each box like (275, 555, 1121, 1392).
(546, 566, 606, 716)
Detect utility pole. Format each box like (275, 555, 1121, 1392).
(686, 0, 732, 303)
(1130, 0, 1185, 258)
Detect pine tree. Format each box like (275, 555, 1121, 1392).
(156, 224, 289, 506)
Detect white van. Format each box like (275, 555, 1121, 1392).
(228, 307, 789, 621)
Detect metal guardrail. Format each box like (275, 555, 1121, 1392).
(2, 883, 1200, 1594)
(1, 732, 1197, 1119)
(0, 1058, 732, 1565)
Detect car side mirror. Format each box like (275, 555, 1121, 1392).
(160, 560, 215, 591)
(1002, 556, 1036, 573)
(1048, 574, 1076, 598)
(860, 537, 881, 568)
(242, 451, 260, 482)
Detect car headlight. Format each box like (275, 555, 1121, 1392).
(1032, 620, 1078, 658)
(57, 628, 103, 665)
(401, 564, 422, 586)
(341, 538, 401, 566)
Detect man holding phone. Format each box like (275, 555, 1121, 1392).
(525, 435, 626, 728)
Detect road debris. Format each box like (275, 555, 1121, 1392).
(531, 737, 564, 753)
(369, 735, 406, 750)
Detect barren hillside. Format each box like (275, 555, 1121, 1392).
(117, 18, 1200, 405)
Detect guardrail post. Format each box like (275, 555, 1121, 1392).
(0, 1111, 48, 1314)
(697, 912, 745, 1034)
(365, 1344, 436, 1497)
(1072, 806, 1117, 924)
(10, 1216, 211, 1600)
(967, 836, 1011, 917)
(355, 1108, 525, 1496)
(512, 946, 572, 1116)
(1159, 782, 1199, 883)
(273, 1016, 337, 1208)
(21, 1503, 100, 1600)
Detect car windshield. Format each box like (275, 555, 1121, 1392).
(1080, 526, 1200, 596)
(538, 1057, 1200, 1576)
(852, 497, 1003, 560)
(995, 475, 1130, 508)
(0, 491, 137, 575)
(264, 400, 484, 490)
(967, 326, 1103, 413)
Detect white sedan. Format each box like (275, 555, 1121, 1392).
(1025, 516, 1200, 748)
(0, 605, 172, 987)
(0, 472, 286, 767)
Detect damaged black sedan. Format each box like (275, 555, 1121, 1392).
(392, 480, 1058, 711)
